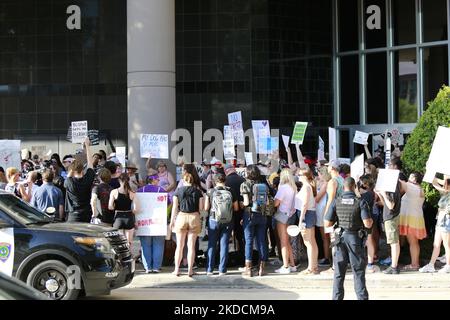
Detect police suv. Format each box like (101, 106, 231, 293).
(0, 191, 135, 300)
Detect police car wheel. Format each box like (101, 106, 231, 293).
(26, 260, 80, 300)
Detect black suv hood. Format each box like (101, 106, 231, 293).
(30, 222, 116, 237)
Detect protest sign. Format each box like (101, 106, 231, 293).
(88, 130, 100, 146)
(329, 127, 337, 161)
(282, 135, 290, 149)
(318, 136, 326, 161)
(224, 125, 233, 141)
(228, 111, 245, 145)
(71, 121, 88, 143)
(338, 158, 351, 166)
(116, 147, 126, 168)
(423, 126, 450, 183)
(245, 152, 254, 166)
(134, 193, 168, 236)
(353, 131, 369, 145)
(291, 122, 308, 145)
(252, 120, 271, 154)
(140, 134, 169, 159)
(351, 154, 365, 182)
(223, 139, 236, 160)
(0, 140, 21, 170)
(385, 137, 391, 168)
(270, 137, 279, 153)
(375, 169, 400, 193)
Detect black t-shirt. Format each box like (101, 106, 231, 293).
(92, 182, 114, 224)
(109, 177, 120, 189)
(383, 181, 401, 221)
(64, 168, 95, 213)
(225, 172, 245, 202)
(174, 186, 203, 213)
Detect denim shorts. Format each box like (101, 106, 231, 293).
(437, 211, 450, 233)
(296, 209, 316, 229)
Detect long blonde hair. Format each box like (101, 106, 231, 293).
(279, 169, 297, 193)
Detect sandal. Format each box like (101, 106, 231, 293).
(300, 268, 320, 275)
(188, 271, 198, 277)
(402, 264, 419, 271)
(171, 271, 181, 277)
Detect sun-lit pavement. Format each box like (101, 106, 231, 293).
(86, 264, 450, 300)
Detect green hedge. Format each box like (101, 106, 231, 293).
(402, 86, 450, 206)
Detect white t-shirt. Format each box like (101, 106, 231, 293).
(275, 184, 296, 215)
(295, 184, 316, 211)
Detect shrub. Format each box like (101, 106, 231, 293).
(402, 86, 450, 206)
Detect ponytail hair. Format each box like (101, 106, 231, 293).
(119, 173, 133, 197)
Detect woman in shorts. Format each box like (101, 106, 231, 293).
(169, 173, 204, 277)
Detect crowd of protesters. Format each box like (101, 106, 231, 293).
(0, 136, 449, 278)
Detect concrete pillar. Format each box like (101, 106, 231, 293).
(127, 0, 176, 174)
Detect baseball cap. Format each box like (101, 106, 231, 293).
(325, 159, 340, 169)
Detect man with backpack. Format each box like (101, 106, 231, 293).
(204, 173, 239, 276)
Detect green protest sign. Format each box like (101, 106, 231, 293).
(291, 122, 308, 145)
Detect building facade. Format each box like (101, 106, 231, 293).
(0, 0, 448, 166)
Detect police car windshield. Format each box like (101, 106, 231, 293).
(0, 194, 52, 225)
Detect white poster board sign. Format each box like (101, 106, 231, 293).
(135, 193, 168, 236)
(224, 125, 233, 141)
(0, 140, 21, 170)
(140, 134, 169, 159)
(244, 152, 254, 166)
(282, 135, 290, 149)
(318, 136, 326, 161)
(353, 131, 369, 145)
(375, 169, 400, 193)
(423, 126, 450, 183)
(252, 120, 271, 154)
(116, 147, 126, 168)
(71, 121, 88, 143)
(228, 111, 245, 145)
(338, 158, 351, 166)
(223, 139, 236, 160)
(351, 154, 365, 182)
(329, 127, 337, 161)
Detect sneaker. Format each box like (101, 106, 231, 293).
(145, 270, 152, 274)
(218, 272, 226, 276)
(419, 263, 436, 273)
(366, 264, 376, 273)
(290, 265, 298, 272)
(193, 264, 198, 270)
(206, 272, 214, 276)
(152, 269, 160, 273)
(383, 266, 400, 275)
(275, 266, 291, 274)
(379, 257, 392, 266)
(438, 265, 450, 274)
(318, 258, 331, 266)
(437, 255, 447, 264)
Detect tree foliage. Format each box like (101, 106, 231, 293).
(402, 86, 450, 206)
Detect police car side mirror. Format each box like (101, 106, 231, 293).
(0, 219, 12, 229)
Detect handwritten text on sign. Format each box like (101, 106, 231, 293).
(71, 121, 88, 144)
(140, 134, 169, 159)
(135, 193, 168, 236)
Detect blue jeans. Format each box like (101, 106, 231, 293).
(139, 236, 165, 271)
(207, 218, 232, 273)
(243, 211, 268, 262)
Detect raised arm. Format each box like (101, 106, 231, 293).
(364, 143, 372, 159)
(84, 136, 93, 169)
(295, 144, 307, 169)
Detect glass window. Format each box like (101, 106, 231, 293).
(366, 52, 388, 123)
(338, 0, 359, 52)
(364, 0, 387, 48)
(340, 55, 360, 125)
(392, 0, 416, 46)
(394, 49, 417, 123)
(423, 0, 448, 42)
(423, 46, 449, 108)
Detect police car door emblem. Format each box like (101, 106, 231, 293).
(0, 243, 11, 262)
